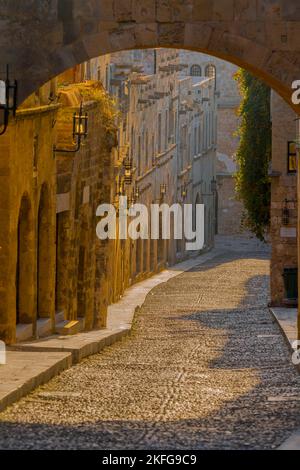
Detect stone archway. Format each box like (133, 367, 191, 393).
(0, 1, 300, 112)
(16, 194, 35, 325)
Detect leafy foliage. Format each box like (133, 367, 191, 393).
(234, 70, 272, 241)
(58, 81, 119, 137)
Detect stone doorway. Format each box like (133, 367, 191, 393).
(37, 184, 52, 319)
(16, 194, 34, 326)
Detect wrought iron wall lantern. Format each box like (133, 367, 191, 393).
(54, 103, 88, 154)
(160, 183, 167, 200)
(114, 181, 125, 214)
(288, 141, 297, 174)
(282, 200, 290, 226)
(181, 184, 188, 200)
(211, 179, 218, 193)
(0, 65, 18, 136)
(134, 184, 140, 202)
(128, 193, 135, 207)
(124, 157, 133, 185)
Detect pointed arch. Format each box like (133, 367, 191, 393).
(16, 193, 35, 325)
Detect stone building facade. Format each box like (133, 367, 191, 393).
(179, 51, 244, 235)
(0, 82, 58, 344)
(0, 49, 218, 345)
(0, 65, 119, 344)
(269, 92, 298, 307)
(91, 49, 218, 271)
(55, 81, 117, 334)
(177, 74, 217, 254)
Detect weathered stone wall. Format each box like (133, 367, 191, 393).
(0, 77, 119, 344)
(0, 84, 58, 344)
(270, 92, 298, 306)
(55, 81, 116, 331)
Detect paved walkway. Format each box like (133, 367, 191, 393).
(0, 237, 299, 450)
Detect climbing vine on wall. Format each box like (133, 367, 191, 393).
(234, 69, 272, 241)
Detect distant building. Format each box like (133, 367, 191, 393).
(179, 51, 244, 235)
(92, 49, 218, 268)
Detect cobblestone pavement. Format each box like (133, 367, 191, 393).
(0, 237, 300, 450)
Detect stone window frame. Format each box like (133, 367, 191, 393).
(190, 65, 202, 77)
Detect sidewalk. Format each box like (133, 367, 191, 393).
(269, 307, 298, 351)
(269, 307, 300, 450)
(0, 248, 223, 413)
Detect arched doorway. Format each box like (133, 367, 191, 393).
(16, 194, 35, 325)
(77, 216, 89, 320)
(37, 183, 52, 319)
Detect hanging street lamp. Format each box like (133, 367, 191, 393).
(54, 102, 88, 154)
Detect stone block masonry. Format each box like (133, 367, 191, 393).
(270, 92, 297, 307)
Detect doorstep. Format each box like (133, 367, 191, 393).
(1, 247, 222, 413)
(10, 327, 129, 364)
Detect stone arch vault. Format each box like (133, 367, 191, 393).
(0, 1, 300, 110)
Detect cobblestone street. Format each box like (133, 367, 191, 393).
(0, 238, 299, 450)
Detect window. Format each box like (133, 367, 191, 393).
(205, 64, 216, 79)
(288, 141, 297, 174)
(165, 110, 169, 150)
(169, 110, 175, 143)
(131, 126, 135, 159)
(203, 114, 207, 150)
(190, 65, 202, 77)
(198, 124, 201, 153)
(138, 136, 141, 176)
(158, 113, 162, 154)
(145, 131, 149, 168)
(194, 127, 197, 156)
(152, 134, 155, 165)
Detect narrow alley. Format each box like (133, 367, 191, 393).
(0, 237, 299, 450)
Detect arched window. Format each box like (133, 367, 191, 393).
(205, 64, 216, 79)
(190, 65, 202, 77)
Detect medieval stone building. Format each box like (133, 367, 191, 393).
(179, 51, 244, 235)
(89, 49, 217, 272)
(0, 49, 218, 344)
(0, 73, 119, 344)
(269, 92, 298, 307)
(0, 81, 58, 344)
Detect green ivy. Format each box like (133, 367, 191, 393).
(234, 69, 272, 241)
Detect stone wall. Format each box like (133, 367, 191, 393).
(270, 92, 298, 306)
(55, 81, 117, 331)
(0, 83, 58, 344)
(0, 78, 119, 344)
